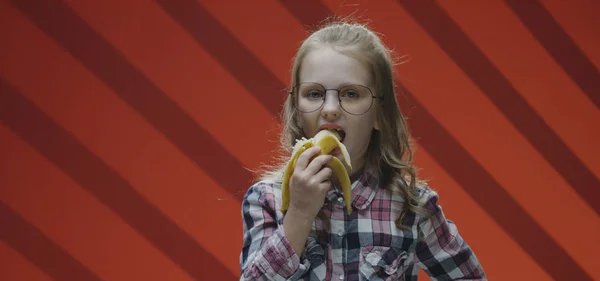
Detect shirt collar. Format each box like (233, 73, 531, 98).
(327, 169, 379, 211)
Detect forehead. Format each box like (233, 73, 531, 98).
(299, 46, 372, 87)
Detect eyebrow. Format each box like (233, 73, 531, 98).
(301, 82, 370, 88)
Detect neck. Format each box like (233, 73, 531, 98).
(349, 151, 367, 179)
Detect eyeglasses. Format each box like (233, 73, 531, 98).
(290, 82, 384, 115)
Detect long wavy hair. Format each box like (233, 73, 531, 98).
(254, 19, 431, 229)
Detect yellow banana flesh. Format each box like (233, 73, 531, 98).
(281, 130, 353, 215)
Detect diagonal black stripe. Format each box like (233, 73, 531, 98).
(280, 0, 333, 27)
(277, 0, 334, 30)
(505, 0, 600, 109)
(9, 0, 253, 204)
(0, 202, 102, 281)
(154, 0, 286, 117)
(398, 0, 600, 215)
(0, 77, 236, 280)
(278, 0, 593, 280)
(398, 85, 593, 281)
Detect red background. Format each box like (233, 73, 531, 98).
(1, 0, 599, 280)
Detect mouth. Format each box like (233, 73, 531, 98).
(325, 128, 346, 142)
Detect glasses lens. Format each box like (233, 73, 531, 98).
(339, 85, 374, 115)
(296, 83, 325, 113)
(293, 83, 375, 115)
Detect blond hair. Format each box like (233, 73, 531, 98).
(254, 18, 431, 229)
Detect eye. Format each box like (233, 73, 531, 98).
(341, 89, 360, 99)
(305, 90, 324, 99)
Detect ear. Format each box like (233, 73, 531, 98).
(374, 118, 380, 131)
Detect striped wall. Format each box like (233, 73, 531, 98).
(1, 0, 598, 280)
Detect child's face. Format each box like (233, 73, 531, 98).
(297, 46, 380, 174)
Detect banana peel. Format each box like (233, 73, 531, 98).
(281, 130, 353, 215)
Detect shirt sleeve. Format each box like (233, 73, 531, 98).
(239, 182, 311, 281)
(414, 188, 487, 280)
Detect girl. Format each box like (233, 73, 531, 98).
(239, 20, 486, 281)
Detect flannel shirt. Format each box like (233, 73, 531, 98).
(239, 171, 486, 280)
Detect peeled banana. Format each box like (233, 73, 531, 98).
(281, 130, 353, 215)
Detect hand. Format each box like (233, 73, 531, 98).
(287, 146, 333, 219)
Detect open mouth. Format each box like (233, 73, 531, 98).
(327, 129, 346, 142)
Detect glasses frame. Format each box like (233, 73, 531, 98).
(289, 82, 384, 116)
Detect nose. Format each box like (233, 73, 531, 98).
(321, 90, 341, 119)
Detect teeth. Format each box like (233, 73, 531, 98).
(281, 130, 353, 215)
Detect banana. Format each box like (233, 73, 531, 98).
(281, 130, 353, 215)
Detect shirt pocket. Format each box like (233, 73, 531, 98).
(359, 246, 412, 280)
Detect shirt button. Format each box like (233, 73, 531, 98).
(337, 230, 344, 236)
(339, 274, 345, 280)
(337, 197, 343, 203)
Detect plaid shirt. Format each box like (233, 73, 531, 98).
(239, 171, 486, 280)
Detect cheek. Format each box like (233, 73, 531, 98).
(297, 113, 318, 133)
(349, 120, 376, 144)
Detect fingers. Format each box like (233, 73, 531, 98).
(292, 146, 333, 191)
(313, 166, 333, 183)
(293, 146, 322, 170)
(318, 179, 333, 193)
(304, 153, 332, 174)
